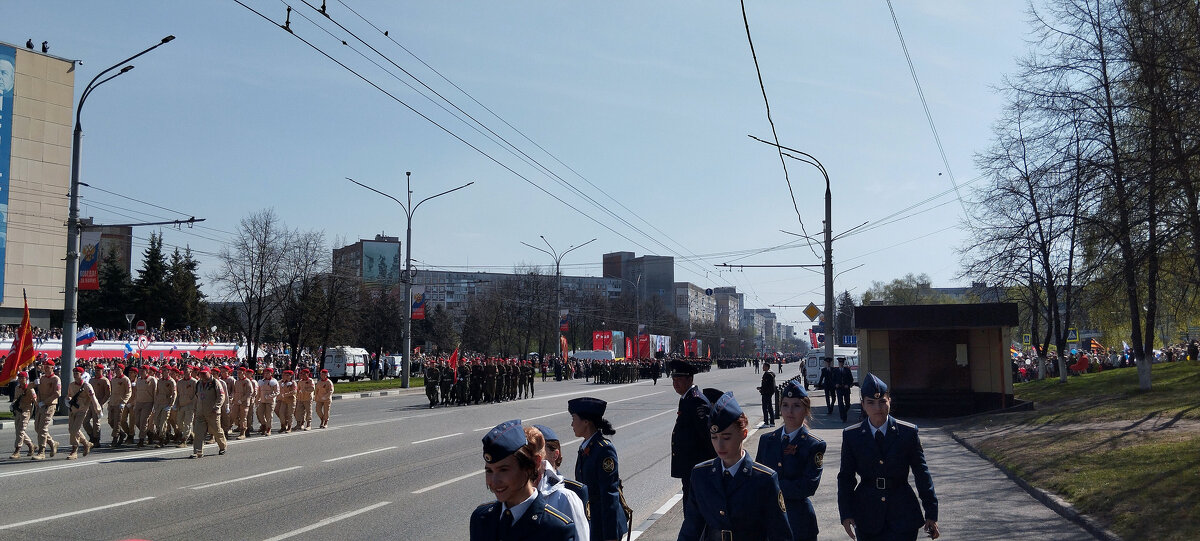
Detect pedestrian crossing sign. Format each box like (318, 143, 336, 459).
(1022, 333, 1031, 345)
(1067, 328, 1079, 343)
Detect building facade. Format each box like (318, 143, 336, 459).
(333, 234, 402, 285)
(602, 251, 674, 306)
(673, 281, 716, 327)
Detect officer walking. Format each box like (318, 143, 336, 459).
(34, 360, 61, 459)
(669, 359, 717, 507)
(838, 374, 939, 540)
(315, 369, 334, 428)
(757, 380, 825, 541)
(834, 358, 854, 423)
(570, 397, 628, 541)
(425, 362, 440, 408)
(817, 358, 835, 414)
(760, 363, 777, 427)
(192, 367, 227, 458)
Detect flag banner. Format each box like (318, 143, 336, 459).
(559, 309, 569, 332)
(637, 334, 651, 358)
(561, 335, 569, 359)
(626, 337, 633, 360)
(411, 286, 426, 320)
(78, 231, 102, 290)
(592, 330, 612, 351)
(638, 324, 647, 336)
(0, 45, 16, 299)
(448, 347, 459, 383)
(76, 326, 97, 347)
(0, 294, 36, 385)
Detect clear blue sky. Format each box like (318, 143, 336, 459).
(2, 1, 1032, 330)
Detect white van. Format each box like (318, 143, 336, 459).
(383, 355, 405, 377)
(324, 346, 369, 382)
(804, 346, 859, 389)
(570, 350, 617, 362)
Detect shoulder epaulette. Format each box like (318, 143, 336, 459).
(843, 422, 862, 431)
(752, 463, 777, 475)
(542, 504, 573, 524)
(895, 419, 917, 429)
(564, 479, 584, 489)
(694, 458, 716, 469)
(598, 438, 611, 447)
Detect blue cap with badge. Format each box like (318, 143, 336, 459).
(781, 379, 808, 399)
(709, 391, 743, 433)
(533, 424, 559, 442)
(482, 419, 527, 464)
(861, 373, 888, 399)
(568, 397, 607, 421)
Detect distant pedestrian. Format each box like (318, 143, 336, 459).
(760, 364, 777, 426)
(834, 358, 853, 423)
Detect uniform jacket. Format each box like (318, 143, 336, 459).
(469, 492, 577, 541)
(67, 380, 101, 414)
(678, 456, 793, 541)
(671, 385, 717, 478)
(110, 376, 132, 406)
(837, 416, 937, 536)
(816, 367, 833, 390)
(177, 378, 197, 408)
(195, 379, 226, 412)
(761, 371, 777, 396)
(834, 366, 854, 389)
(575, 434, 628, 541)
(37, 374, 62, 407)
(539, 462, 590, 541)
(315, 379, 334, 402)
(756, 426, 825, 540)
(91, 376, 110, 406)
(134, 376, 157, 404)
(153, 376, 177, 407)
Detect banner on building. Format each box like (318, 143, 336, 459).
(592, 330, 612, 351)
(637, 334, 650, 358)
(559, 309, 569, 332)
(625, 337, 633, 360)
(0, 45, 16, 299)
(411, 286, 426, 320)
(78, 231, 102, 290)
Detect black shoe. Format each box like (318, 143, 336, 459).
(218, 449, 226, 456)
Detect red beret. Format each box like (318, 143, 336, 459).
(95, 364, 106, 370)
(320, 369, 329, 373)
(74, 366, 85, 373)
(44, 360, 56, 367)
(264, 367, 274, 373)
(128, 367, 139, 374)
(17, 370, 27, 377)
(198, 367, 211, 373)
(283, 370, 294, 375)
(117, 363, 125, 370)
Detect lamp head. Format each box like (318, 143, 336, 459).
(120, 65, 135, 73)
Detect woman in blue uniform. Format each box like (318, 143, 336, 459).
(470, 419, 577, 541)
(569, 397, 629, 541)
(679, 391, 793, 541)
(837, 374, 940, 541)
(756, 379, 825, 541)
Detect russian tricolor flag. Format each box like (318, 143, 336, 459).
(76, 326, 97, 347)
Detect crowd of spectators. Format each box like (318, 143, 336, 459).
(1012, 340, 1199, 382)
(0, 325, 241, 344)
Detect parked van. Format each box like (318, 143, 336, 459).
(804, 346, 859, 390)
(324, 346, 369, 382)
(383, 355, 405, 377)
(570, 350, 618, 362)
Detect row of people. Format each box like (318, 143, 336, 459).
(425, 358, 537, 408)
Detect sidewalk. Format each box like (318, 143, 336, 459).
(634, 409, 1101, 541)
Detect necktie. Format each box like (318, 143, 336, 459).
(499, 509, 514, 539)
(875, 430, 885, 455)
(722, 469, 733, 493)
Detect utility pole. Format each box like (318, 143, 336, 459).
(348, 173, 472, 388)
(521, 236, 596, 362)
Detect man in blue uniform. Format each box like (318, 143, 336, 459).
(816, 358, 835, 414)
(760, 363, 777, 426)
(678, 391, 793, 541)
(470, 419, 577, 541)
(837, 374, 940, 541)
(834, 358, 854, 422)
(669, 359, 717, 507)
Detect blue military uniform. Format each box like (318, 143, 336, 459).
(670, 360, 719, 507)
(679, 392, 793, 541)
(534, 424, 590, 520)
(837, 374, 938, 541)
(570, 398, 629, 541)
(470, 420, 576, 541)
(756, 381, 825, 541)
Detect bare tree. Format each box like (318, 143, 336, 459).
(211, 209, 293, 370)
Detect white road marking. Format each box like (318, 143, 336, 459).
(411, 432, 463, 444)
(0, 496, 156, 530)
(412, 469, 483, 494)
(323, 446, 398, 463)
(191, 466, 302, 490)
(616, 408, 675, 429)
(260, 501, 390, 541)
(470, 389, 667, 431)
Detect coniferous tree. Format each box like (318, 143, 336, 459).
(134, 233, 172, 331)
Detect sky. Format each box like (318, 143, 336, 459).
(2, 1, 1034, 332)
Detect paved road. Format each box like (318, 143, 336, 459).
(0, 367, 770, 540)
(0, 365, 1098, 540)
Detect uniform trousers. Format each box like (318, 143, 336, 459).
(193, 410, 227, 453)
(221, 404, 234, 433)
(232, 403, 250, 432)
(120, 403, 136, 438)
(316, 400, 331, 426)
(84, 407, 102, 441)
(12, 409, 34, 451)
(276, 399, 295, 428)
(68, 409, 90, 447)
(108, 404, 125, 437)
(256, 402, 274, 432)
(175, 406, 195, 441)
(35, 404, 56, 450)
(294, 400, 312, 428)
(133, 402, 154, 439)
(151, 405, 171, 437)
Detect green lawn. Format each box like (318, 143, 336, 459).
(333, 377, 424, 394)
(954, 361, 1200, 540)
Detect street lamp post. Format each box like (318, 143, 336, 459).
(348, 172, 472, 389)
(521, 236, 596, 363)
(59, 36, 174, 412)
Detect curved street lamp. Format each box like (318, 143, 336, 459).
(521, 236, 596, 361)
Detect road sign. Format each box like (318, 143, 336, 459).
(803, 303, 821, 321)
(811, 325, 825, 334)
(1066, 328, 1079, 343)
(1080, 330, 1102, 339)
(135, 320, 147, 335)
(137, 335, 149, 350)
(1022, 333, 1031, 345)
(705, 288, 713, 296)
(842, 335, 857, 345)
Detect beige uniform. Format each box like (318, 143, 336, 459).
(151, 375, 177, 441)
(11, 382, 37, 455)
(133, 375, 157, 441)
(87, 375, 109, 442)
(232, 377, 254, 434)
(192, 377, 227, 455)
(276, 379, 297, 431)
(35, 373, 61, 453)
(294, 378, 315, 429)
(315, 377, 334, 428)
(109, 375, 133, 441)
(175, 377, 197, 444)
(221, 374, 237, 433)
(66, 379, 101, 452)
(256, 378, 279, 434)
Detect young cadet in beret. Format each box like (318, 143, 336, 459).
(471, 420, 576, 541)
(569, 397, 628, 541)
(679, 391, 793, 541)
(838, 374, 939, 541)
(757, 380, 825, 541)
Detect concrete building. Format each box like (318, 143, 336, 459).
(713, 287, 742, 331)
(673, 282, 715, 327)
(411, 269, 621, 318)
(602, 251, 674, 306)
(0, 42, 75, 326)
(333, 234, 402, 285)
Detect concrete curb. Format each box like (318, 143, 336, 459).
(944, 428, 1122, 541)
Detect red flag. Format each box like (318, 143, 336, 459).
(560, 335, 569, 359)
(0, 293, 37, 385)
(448, 347, 459, 383)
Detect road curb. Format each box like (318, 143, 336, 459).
(331, 388, 424, 400)
(944, 428, 1122, 541)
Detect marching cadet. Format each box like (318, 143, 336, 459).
(256, 367, 279, 435)
(132, 366, 157, 447)
(151, 365, 177, 447)
(294, 368, 315, 430)
(10, 371, 37, 459)
(440, 361, 454, 405)
(470, 419, 577, 541)
(526, 360, 535, 398)
(526, 425, 589, 541)
(678, 392, 793, 541)
(86, 364, 109, 445)
(315, 369, 333, 428)
(66, 366, 101, 459)
(669, 359, 717, 507)
(174, 366, 197, 447)
(232, 367, 255, 438)
(276, 370, 297, 433)
(838, 374, 940, 541)
(221, 366, 238, 438)
(471, 360, 485, 404)
(34, 360, 61, 459)
(111, 366, 134, 446)
(569, 397, 629, 541)
(425, 362, 441, 408)
(484, 359, 498, 403)
(757, 380, 825, 541)
(191, 367, 227, 458)
(456, 362, 470, 406)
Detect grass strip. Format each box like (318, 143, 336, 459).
(334, 378, 424, 394)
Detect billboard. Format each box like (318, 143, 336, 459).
(411, 285, 425, 320)
(362, 240, 401, 284)
(78, 231, 102, 290)
(0, 45, 15, 298)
